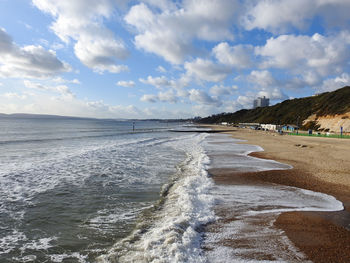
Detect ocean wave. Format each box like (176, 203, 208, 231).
(99, 133, 216, 263)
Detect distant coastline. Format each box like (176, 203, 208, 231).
(0, 113, 190, 123)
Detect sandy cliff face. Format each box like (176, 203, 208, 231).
(303, 113, 350, 133)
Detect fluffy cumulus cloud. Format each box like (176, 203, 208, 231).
(231, 70, 289, 110)
(188, 89, 221, 106)
(318, 73, 350, 92)
(184, 58, 231, 82)
(257, 87, 288, 101)
(1, 85, 179, 119)
(210, 84, 237, 96)
(23, 80, 75, 98)
(74, 34, 129, 73)
(158, 89, 178, 103)
(2, 92, 28, 100)
(213, 42, 254, 69)
(140, 89, 178, 103)
(139, 75, 172, 88)
(125, 0, 238, 64)
(0, 28, 70, 79)
(32, 0, 129, 73)
(140, 94, 158, 103)
(0, 28, 12, 52)
(247, 70, 278, 88)
(53, 77, 80, 84)
(116, 80, 135, 88)
(256, 32, 350, 79)
(3, 0, 350, 119)
(140, 86, 225, 108)
(237, 86, 289, 109)
(241, 0, 350, 33)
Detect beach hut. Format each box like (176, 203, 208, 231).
(282, 125, 299, 132)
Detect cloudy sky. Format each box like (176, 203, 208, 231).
(1, 0, 350, 119)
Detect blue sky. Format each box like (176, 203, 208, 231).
(0, 0, 350, 119)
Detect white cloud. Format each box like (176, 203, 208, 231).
(158, 89, 178, 103)
(23, 80, 49, 90)
(156, 65, 166, 73)
(125, 0, 238, 64)
(241, 0, 314, 33)
(191, 104, 223, 117)
(318, 73, 350, 92)
(257, 88, 288, 101)
(241, 0, 350, 33)
(247, 70, 278, 88)
(234, 85, 288, 110)
(140, 89, 178, 103)
(74, 34, 129, 73)
(184, 58, 231, 82)
(2, 92, 28, 100)
(116, 80, 135, 88)
(140, 94, 158, 103)
(245, 70, 289, 101)
(0, 28, 70, 79)
(0, 89, 152, 119)
(222, 100, 243, 114)
(0, 27, 13, 53)
(33, 0, 129, 73)
(139, 75, 171, 88)
(236, 94, 255, 109)
(51, 42, 65, 50)
(23, 80, 75, 98)
(213, 42, 254, 69)
(53, 77, 81, 84)
(210, 84, 238, 96)
(188, 89, 221, 106)
(256, 32, 350, 77)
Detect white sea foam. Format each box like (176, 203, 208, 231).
(204, 134, 292, 171)
(0, 135, 185, 218)
(50, 252, 88, 263)
(99, 132, 344, 263)
(204, 183, 343, 262)
(21, 237, 57, 251)
(0, 230, 27, 255)
(203, 133, 343, 262)
(99, 133, 217, 263)
(2, 122, 345, 263)
(87, 203, 154, 233)
(1, 120, 203, 262)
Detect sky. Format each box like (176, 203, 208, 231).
(0, 0, 350, 119)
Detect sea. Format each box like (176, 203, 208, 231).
(0, 116, 343, 263)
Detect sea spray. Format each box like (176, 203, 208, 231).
(99, 133, 216, 263)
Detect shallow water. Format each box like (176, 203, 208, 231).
(0, 119, 343, 263)
(203, 134, 343, 262)
(0, 117, 194, 262)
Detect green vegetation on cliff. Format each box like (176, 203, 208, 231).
(197, 86, 350, 127)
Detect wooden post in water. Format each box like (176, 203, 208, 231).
(132, 122, 135, 132)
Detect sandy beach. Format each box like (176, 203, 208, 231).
(206, 125, 350, 262)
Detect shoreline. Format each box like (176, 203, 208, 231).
(205, 125, 350, 262)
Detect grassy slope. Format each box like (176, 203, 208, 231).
(198, 86, 350, 127)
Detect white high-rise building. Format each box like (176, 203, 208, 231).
(253, 96, 269, 108)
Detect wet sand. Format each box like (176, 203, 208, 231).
(206, 126, 350, 262)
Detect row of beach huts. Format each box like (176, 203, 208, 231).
(220, 122, 299, 133)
